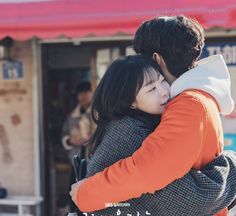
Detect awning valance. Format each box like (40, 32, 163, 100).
(0, 0, 236, 40)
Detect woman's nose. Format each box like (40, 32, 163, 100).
(160, 85, 170, 98)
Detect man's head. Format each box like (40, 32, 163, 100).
(133, 15, 205, 83)
(76, 81, 92, 109)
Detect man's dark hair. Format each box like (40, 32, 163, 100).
(133, 15, 205, 78)
(76, 81, 92, 94)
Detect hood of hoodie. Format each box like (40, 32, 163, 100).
(170, 55, 234, 115)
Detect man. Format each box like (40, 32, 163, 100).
(70, 16, 235, 215)
(62, 81, 95, 212)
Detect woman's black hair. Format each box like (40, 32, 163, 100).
(89, 55, 163, 156)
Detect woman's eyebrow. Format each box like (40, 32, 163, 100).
(144, 79, 158, 87)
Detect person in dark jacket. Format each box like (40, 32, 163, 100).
(70, 55, 236, 216)
(62, 81, 95, 212)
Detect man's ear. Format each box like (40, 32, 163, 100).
(152, 53, 168, 76)
(152, 53, 162, 65)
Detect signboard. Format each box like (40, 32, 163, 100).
(224, 134, 236, 151)
(2, 61, 24, 80)
(201, 43, 236, 66)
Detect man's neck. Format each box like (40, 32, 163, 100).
(163, 69, 177, 85)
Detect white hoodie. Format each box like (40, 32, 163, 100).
(170, 55, 234, 116)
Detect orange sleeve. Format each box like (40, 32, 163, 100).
(214, 208, 228, 216)
(76, 94, 207, 212)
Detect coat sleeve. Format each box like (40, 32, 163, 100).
(76, 95, 207, 212)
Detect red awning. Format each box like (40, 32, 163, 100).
(0, 0, 236, 40)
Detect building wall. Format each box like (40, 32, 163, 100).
(0, 40, 35, 196)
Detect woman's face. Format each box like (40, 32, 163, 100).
(133, 73, 170, 114)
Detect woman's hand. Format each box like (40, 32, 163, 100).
(69, 179, 87, 205)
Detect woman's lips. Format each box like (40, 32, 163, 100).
(161, 101, 168, 106)
(161, 98, 170, 106)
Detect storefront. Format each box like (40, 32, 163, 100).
(0, 1, 236, 215)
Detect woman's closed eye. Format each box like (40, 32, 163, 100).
(148, 86, 156, 93)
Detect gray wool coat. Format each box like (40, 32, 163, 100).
(84, 112, 236, 216)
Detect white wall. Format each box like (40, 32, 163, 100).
(0, 41, 36, 196)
